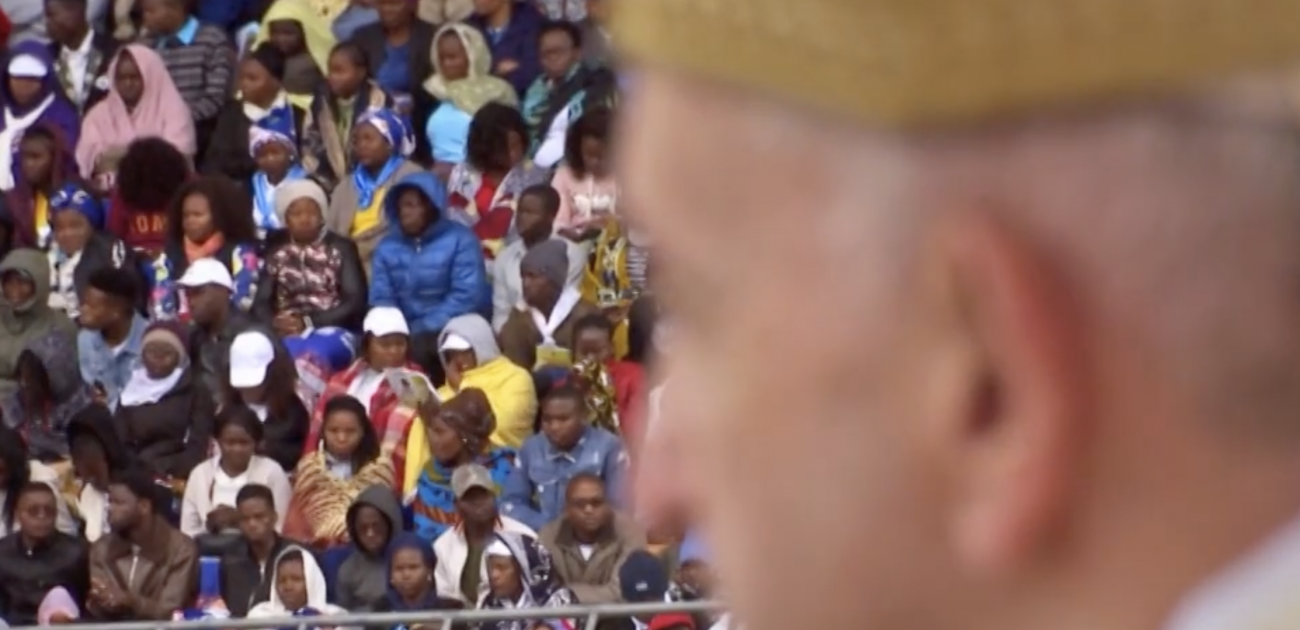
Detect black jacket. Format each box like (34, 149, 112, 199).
(351, 20, 437, 165)
(69, 232, 147, 315)
(220, 535, 306, 618)
(114, 368, 216, 480)
(252, 231, 369, 331)
(200, 100, 309, 187)
(48, 32, 120, 116)
(0, 532, 90, 625)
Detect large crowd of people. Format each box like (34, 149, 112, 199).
(0, 1, 709, 629)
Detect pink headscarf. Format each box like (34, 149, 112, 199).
(75, 44, 197, 179)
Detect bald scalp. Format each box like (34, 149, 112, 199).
(887, 77, 1300, 440)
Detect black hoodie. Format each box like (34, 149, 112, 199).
(335, 485, 403, 611)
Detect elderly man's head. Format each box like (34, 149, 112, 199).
(622, 71, 1300, 630)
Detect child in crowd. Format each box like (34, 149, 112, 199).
(375, 532, 464, 615)
(336, 485, 403, 611)
(248, 546, 351, 620)
(249, 123, 310, 240)
(48, 186, 136, 320)
(114, 320, 214, 482)
(284, 395, 395, 547)
(223, 331, 310, 471)
(474, 532, 575, 627)
(182, 405, 292, 539)
(8, 124, 79, 249)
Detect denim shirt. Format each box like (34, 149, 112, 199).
(77, 315, 148, 411)
(500, 426, 628, 531)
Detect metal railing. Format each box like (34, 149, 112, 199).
(12, 601, 720, 630)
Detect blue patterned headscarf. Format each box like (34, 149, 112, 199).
(352, 108, 415, 209)
(49, 184, 104, 230)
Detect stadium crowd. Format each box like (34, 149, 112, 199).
(0, 1, 711, 629)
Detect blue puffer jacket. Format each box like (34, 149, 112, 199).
(369, 172, 490, 334)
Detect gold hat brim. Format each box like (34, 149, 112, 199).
(613, 0, 1300, 127)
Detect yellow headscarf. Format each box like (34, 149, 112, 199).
(254, 0, 337, 79)
(423, 23, 520, 114)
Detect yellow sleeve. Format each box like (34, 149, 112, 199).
(481, 364, 539, 450)
(402, 415, 430, 499)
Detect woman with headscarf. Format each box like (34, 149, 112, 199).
(446, 103, 547, 260)
(0, 42, 81, 193)
(328, 107, 422, 276)
(300, 42, 394, 189)
(202, 43, 307, 187)
(253, 0, 336, 110)
(423, 22, 518, 176)
(375, 532, 464, 616)
(113, 320, 215, 482)
(45, 183, 138, 319)
(76, 45, 197, 189)
(248, 546, 351, 620)
(7, 123, 81, 249)
(475, 531, 576, 630)
(248, 124, 310, 240)
(410, 388, 516, 541)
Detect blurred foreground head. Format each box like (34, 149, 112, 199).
(616, 1, 1300, 630)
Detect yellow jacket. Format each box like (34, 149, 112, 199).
(401, 356, 537, 497)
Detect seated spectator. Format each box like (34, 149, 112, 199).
(446, 103, 548, 259)
(178, 258, 261, 401)
(375, 532, 464, 615)
(243, 124, 309, 241)
(66, 406, 136, 543)
(539, 473, 645, 605)
(76, 268, 147, 409)
(248, 545, 349, 619)
(8, 124, 79, 248)
(523, 22, 616, 170)
(502, 385, 626, 531)
(224, 331, 310, 471)
(2, 328, 91, 463)
(115, 320, 214, 482)
(0, 248, 74, 399)
(221, 484, 303, 618)
(351, 0, 434, 142)
(0, 42, 81, 192)
(577, 0, 611, 68)
(76, 46, 196, 190)
(251, 0, 335, 110)
(571, 314, 646, 446)
(432, 463, 534, 606)
(403, 314, 534, 489)
(422, 23, 518, 173)
(181, 405, 292, 539)
(138, 0, 233, 155)
(46, 0, 118, 116)
(491, 185, 584, 331)
(253, 179, 367, 333)
(203, 44, 307, 187)
(149, 176, 260, 320)
(466, 0, 542, 97)
(104, 138, 192, 259)
(87, 469, 198, 620)
(284, 396, 395, 547)
(552, 109, 616, 235)
(300, 41, 394, 189)
(306, 306, 421, 469)
(48, 188, 140, 320)
(618, 551, 675, 628)
(370, 171, 488, 378)
(474, 531, 574, 625)
(0, 427, 76, 535)
(499, 239, 602, 370)
(329, 107, 421, 276)
(0, 482, 89, 626)
(409, 388, 515, 540)
(336, 484, 402, 611)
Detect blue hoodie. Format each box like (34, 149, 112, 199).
(369, 172, 489, 334)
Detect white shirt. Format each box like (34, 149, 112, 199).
(59, 30, 95, 103)
(490, 237, 586, 332)
(211, 467, 249, 509)
(1163, 514, 1300, 630)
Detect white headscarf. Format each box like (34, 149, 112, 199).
(248, 545, 347, 617)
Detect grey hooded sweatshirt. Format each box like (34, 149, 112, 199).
(0, 249, 75, 399)
(335, 484, 404, 611)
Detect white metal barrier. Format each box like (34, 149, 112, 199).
(11, 601, 720, 630)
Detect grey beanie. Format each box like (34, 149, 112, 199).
(520, 239, 569, 289)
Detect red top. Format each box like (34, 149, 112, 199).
(106, 191, 168, 257)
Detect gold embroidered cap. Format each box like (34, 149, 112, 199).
(613, 0, 1300, 127)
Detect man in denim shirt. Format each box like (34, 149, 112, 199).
(77, 268, 147, 410)
(501, 384, 628, 531)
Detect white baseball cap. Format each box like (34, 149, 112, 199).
(228, 332, 276, 388)
(7, 54, 46, 79)
(363, 306, 410, 337)
(439, 333, 473, 352)
(177, 258, 234, 291)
